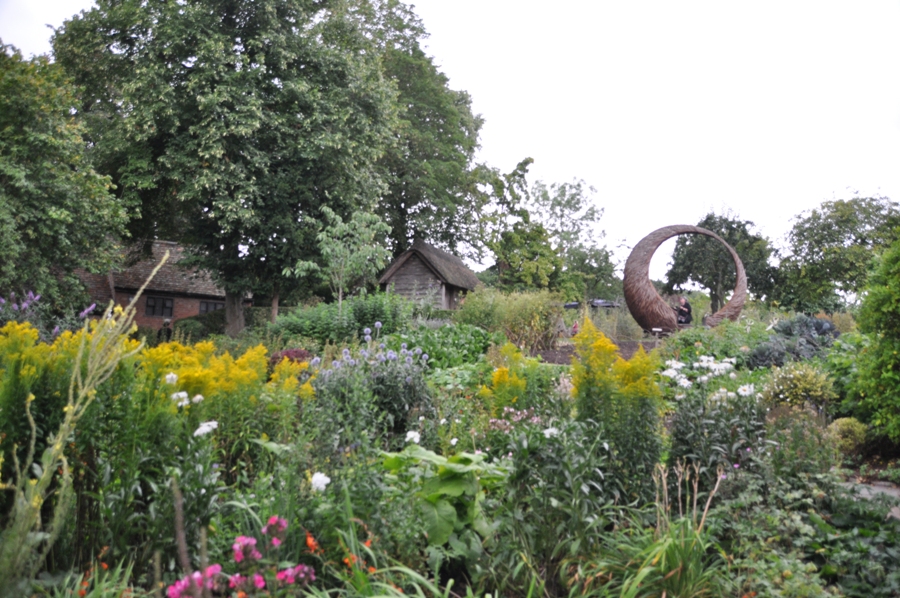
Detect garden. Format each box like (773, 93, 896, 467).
(5, 262, 900, 598)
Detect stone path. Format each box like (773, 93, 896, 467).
(840, 480, 900, 519)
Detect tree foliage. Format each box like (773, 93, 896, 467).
(53, 0, 398, 331)
(665, 212, 775, 314)
(775, 196, 900, 313)
(853, 238, 900, 441)
(288, 207, 391, 316)
(376, 31, 485, 257)
(0, 43, 125, 310)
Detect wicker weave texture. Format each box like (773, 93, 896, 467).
(623, 225, 747, 333)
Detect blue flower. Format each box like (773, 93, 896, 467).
(364, 327, 372, 335)
(364, 335, 372, 342)
(375, 321, 382, 329)
(333, 360, 342, 369)
(406, 356, 413, 364)
(360, 349, 369, 358)
(401, 343, 407, 350)
(310, 356, 321, 367)
(387, 350, 397, 360)
(414, 347, 422, 355)
(405, 376, 412, 383)
(379, 343, 386, 349)
(421, 353, 429, 362)
(342, 348, 351, 357)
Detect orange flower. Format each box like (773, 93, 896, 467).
(343, 554, 359, 568)
(368, 566, 376, 574)
(78, 591, 86, 598)
(364, 539, 372, 548)
(237, 592, 248, 598)
(306, 530, 321, 554)
(100, 562, 109, 570)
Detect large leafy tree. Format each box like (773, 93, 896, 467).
(0, 43, 125, 310)
(665, 212, 775, 313)
(53, 0, 397, 334)
(775, 196, 900, 313)
(371, 8, 486, 257)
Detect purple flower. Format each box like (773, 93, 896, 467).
(401, 342, 407, 350)
(310, 357, 321, 367)
(406, 356, 413, 364)
(79, 303, 97, 318)
(414, 347, 422, 355)
(374, 321, 382, 329)
(379, 343, 385, 349)
(405, 376, 412, 383)
(11, 304, 18, 311)
(364, 327, 372, 335)
(733, 463, 740, 469)
(342, 348, 351, 357)
(52, 326, 60, 337)
(20, 301, 29, 311)
(364, 335, 372, 342)
(0, 297, 5, 305)
(387, 350, 397, 360)
(421, 353, 429, 362)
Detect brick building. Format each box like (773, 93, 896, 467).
(79, 241, 229, 330)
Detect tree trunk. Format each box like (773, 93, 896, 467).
(270, 287, 279, 324)
(224, 291, 246, 337)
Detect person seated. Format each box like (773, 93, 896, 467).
(676, 296, 692, 325)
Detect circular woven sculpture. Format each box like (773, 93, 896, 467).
(623, 225, 747, 333)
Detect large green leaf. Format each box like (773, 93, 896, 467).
(421, 498, 457, 546)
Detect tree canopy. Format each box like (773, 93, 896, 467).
(53, 0, 398, 332)
(0, 43, 125, 310)
(665, 212, 775, 314)
(774, 196, 900, 313)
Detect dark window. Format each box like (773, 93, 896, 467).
(200, 301, 225, 314)
(145, 296, 174, 317)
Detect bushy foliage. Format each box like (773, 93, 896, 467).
(271, 292, 411, 345)
(852, 238, 900, 441)
(660, 317, 771, 369)
(571, 318, 662, 501)
(490, 420, 615, 594)
(766, 406, 838, 478)
(748, 314, 839, 369)
(476, 343, 560, 415)
(668, 381, 769, 489)
(760, 362, 837, 412)
(827, 417, 867, 459)
(453, 288, 563, 353)
(308, 342, 431, 451)
(384, 323, 500, 369)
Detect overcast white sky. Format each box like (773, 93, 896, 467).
(2, 1, 899, 279)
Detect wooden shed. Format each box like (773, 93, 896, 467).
(379, 240, 480, 310)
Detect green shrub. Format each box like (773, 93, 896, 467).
(271, 292, 411, 345)
(668, 384, 769, 489)
(454, 288, 563, 353)
(660, 318, 771, 369)
(748, 314, 839, 370)
(828, 417, 867, 458)
(383, 323, 500, 370)
(853, 239, 900, 440)
(824, 331, 869, 417)
(760, 362, 837, 412)
(766, 406, 838, 479)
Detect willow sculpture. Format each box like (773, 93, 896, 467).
(623, 225, 747, 333)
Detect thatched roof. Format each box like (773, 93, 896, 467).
(78, 241, 225, 299)
(379, 240, 480, 291)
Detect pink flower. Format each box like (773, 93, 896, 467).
(166, 565, 221, 598)
(262, 515, 288, 535)
(276, 564, 316, 586)
(232, 535, 262, 563)
(272, 537, 282, 547)
(253, 573, 266, 589)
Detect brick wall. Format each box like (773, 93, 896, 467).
(114, 291, 215, 330)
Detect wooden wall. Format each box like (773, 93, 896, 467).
(383, 255, 444, 308)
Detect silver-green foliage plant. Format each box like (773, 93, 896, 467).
(0, 300, 143, 595)
(760, 362, 837, 412)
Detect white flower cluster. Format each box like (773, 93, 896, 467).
(311, 472, 331, 492)
(661, 360, 692, 389)
(193, 420, 218, 437)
